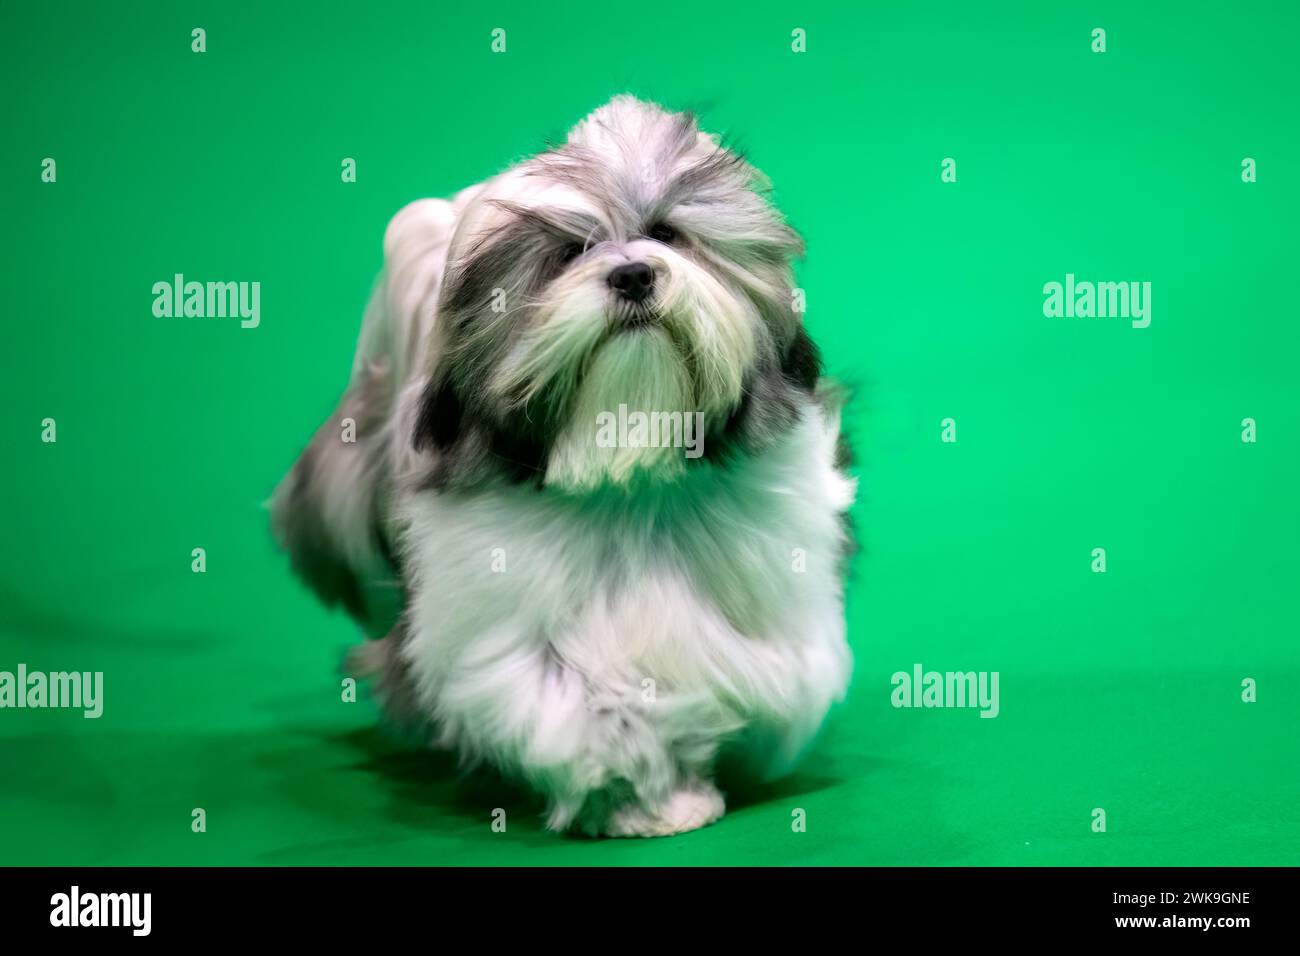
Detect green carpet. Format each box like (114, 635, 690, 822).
(2, 0, 1297, 866)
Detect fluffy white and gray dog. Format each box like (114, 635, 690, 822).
(272, 96, 855, 837)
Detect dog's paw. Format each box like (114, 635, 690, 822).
(603, 783, 725, 838)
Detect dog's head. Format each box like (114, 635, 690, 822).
(415, 96, 820, 491)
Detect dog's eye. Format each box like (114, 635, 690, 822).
(546, 242, 584, 279)
(542, 242, 585, 283)
(646, 222, 678, 245)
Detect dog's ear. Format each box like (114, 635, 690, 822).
(411, 371, 549, 487)
(412, 375, 463, 452)
(780, 324, 822, 393)
(705, 326, 822, 464)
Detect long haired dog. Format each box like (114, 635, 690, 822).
(273, 96, 855, 836)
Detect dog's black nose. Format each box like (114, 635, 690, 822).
(607, 262, 655, 302)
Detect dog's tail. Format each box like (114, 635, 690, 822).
(269, 362, 400, 634)
(270, 195, 475, 634)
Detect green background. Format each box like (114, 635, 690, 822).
(2, 0, 1296, 866)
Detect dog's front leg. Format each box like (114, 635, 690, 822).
(410, 632, 725, 837)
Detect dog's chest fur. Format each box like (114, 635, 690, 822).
(395, 408, 853, 782)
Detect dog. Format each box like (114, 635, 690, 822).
(272, 95, 855, 837)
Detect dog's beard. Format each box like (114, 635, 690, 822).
(489, 249, 761, 491)
(546, 329, 692, 489)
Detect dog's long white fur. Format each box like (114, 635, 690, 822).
(274, 97, 855, 836)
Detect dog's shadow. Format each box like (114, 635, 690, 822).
(301, 720, 843, 844)
(323, 724, 551, 837)
(717, 766, 842, 812)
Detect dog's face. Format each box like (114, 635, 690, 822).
(416, 96, 821, 491)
